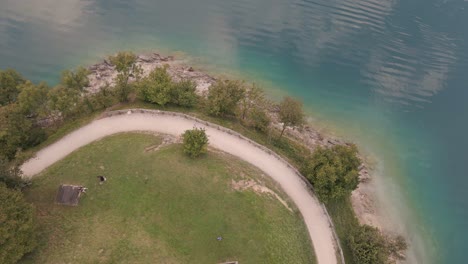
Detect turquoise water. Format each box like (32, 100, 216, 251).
(1, 0, 467, 262)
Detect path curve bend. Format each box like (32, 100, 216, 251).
(22, 109, 340, 264)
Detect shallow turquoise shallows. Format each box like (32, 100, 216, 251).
(1, 1, 467, 263)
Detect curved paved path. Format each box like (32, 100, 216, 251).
(22, 110, 338, 264)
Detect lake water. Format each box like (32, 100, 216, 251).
(1, 0, 467, 263)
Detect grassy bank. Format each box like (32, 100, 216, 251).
(21, 133, 315, 264)
(25, 99, 359, 263)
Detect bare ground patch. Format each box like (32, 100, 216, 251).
(231, 178, 293, 212)
(144, 135, 179, 153)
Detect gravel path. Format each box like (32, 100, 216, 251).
(21, 111, 339, 264)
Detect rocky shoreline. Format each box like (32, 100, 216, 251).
(85, 52, 382, 232)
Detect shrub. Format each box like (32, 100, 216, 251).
(387, 235, 408, 261)
(205, 80, 245, 117)
(0, 159, 24, 189)
(0, 183, 36, 264)
(348, 225, 388, 264)
(138, 66, 172, 106)
(303, 144, 360, 202)
(170, 79, 198, 107)
(89, 85, 117, 110)
(182, 128, 209, 158)
(249, 107, 271, 133)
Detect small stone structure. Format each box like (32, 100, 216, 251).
(56, 184, 86, 206)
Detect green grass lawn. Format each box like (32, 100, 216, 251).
(22, 133, 315, 264)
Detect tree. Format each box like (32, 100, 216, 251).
(303, 144, 360, 202)
(0, 104, 39, 160)
(182, 128, 209, 158)
(109, 52, 142, 102)
(61, 67, 90, 92)
(205, 80, 245, 117)
(170, 79, 198, 107)
(0, 183, 36, 264)
(278, 96, 304, 138)
(47, 85, 81, 120)
(0, 69, 25, 106)
(237, 84, 267, 121)
(236, 84, 271, 132)
(138, 66, 172, 106)
(0, 104, 32, 160)
(348, 225, 388, 264)
(17, 81, 49, 117)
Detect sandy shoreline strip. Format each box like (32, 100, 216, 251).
(22, 110, 341, 264)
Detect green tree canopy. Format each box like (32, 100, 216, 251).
(182, 128, 209, 158)
(0, 104, 35, 160)
(109, 52, 142, 102)
(109, 52, 139, 74)
(348, 225, 388, 264)
(61, 67, 90, 92)
(237, 84, 271, 132)
(170, 79, 198, 107)
(138, 66, 173, 106)
(237, 84, 267, 120)
(47, 85, 81, 120)
(205, 80, 245, 117)
(0, 183, 36, 264)
(303, 144, 360, 202)
(0, 103, 45, 160)
(17, 81, 49, 117)
(278, 96, 304, 138)
(0, 69, 25, 106)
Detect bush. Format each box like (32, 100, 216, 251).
(248, 107, 271, 133)
(303, 144, 360, 202)
(170, 79, 198, 107)
(89, 85, 117, 110)
(182, 128, 209, 158)
(0, 183, 36, 264)
(348, 225, 388, 264)
(204, 80, 245, 117)
(387, 235, 408, 261)
(138, 66, 172, 106)
(0, 159, 24, 189)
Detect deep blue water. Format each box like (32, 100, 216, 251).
(1, 0, 468, 262)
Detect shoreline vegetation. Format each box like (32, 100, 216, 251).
(0, 51, 407, 263)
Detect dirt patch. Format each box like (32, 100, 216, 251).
(144, 135, 178, 153)
(231, 179, 293, 212)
